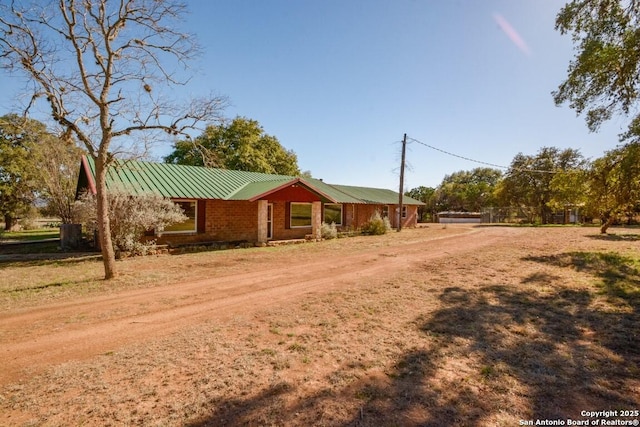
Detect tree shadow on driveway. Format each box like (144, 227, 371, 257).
(414, 251, 638, 423)
(187, 251, 639, 426)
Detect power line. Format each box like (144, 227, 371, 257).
(407, 137, 509, 169)
(407, 136, 561, 174)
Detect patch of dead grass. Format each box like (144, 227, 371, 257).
(1, 226, 639, 426)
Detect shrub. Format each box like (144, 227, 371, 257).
(74, 190, 187, 255)
(321, 222, 338, 239)
(361, 211, 392, 235)
(18, 205, 41, 230)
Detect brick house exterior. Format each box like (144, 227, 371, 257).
(77, 156, 424, 246)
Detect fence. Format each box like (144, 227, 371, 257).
(479, 207, 583, 225)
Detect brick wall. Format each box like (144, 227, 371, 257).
(341, 204, 419, 230)
(155, 199, 421, 247)
(157, 199, 259, 246)
(400, 205, 419, 228)
(271, 201, 310, 240)
(205, 200, 259, 241)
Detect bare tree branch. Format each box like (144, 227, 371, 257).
(0, 0, 227, 279)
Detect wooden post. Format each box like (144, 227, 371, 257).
(397, 133, 407, 232)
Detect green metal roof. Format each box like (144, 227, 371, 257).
(330, 184, 423, 205)
(85, 156, 294, 199)
(81, 156, 425, 205)
(303, 178, 364, 204)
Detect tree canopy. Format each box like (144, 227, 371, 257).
(553, 0, 640, 231)
(0, 114, 43, 230)
(586, 142, 640, 233)
(554, 0, 640, 140)
(435, 167, 502, 212)
(495, 147, 587, 224)
(0, 114, 86, 229)
(164, 117, 301, 176)
(405, 186, 437, 222)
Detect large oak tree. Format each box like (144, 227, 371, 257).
(0, 114, 84, 228)
(0, 114, 43, 230)
(554, 0, 640, 138)
(165, 117, 301, 176)
(0, 1, 227, 278)
(554, 0, 640, 231)
(435, 168, 502, 213)
(496, 147, 587, 224)
(587, 142, 640, 233)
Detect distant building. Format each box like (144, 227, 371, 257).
(437, 212, 481, 224)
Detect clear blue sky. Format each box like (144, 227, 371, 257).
(0, 1, 626, 190)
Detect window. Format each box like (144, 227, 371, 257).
(381, 205, 389, 218)
(163, 200, 197, 233)
(323, 204, 342, 225)
(402, 206, 408, 219)
(290, 202, 312, 228)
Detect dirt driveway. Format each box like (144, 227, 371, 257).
(1, 225, 638, 426)
(1, 225, 486, 385)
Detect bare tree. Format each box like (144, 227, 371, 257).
(35, 132, 86, 224)
(0, 0, 227, 279)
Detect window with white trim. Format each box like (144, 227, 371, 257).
(323, 203, 342, 225)
(290, 202, 312, 228)
(163, 200, 197, 233)
(402, 206, 408, 219)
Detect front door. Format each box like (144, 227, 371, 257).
(267, 203, 273, 240)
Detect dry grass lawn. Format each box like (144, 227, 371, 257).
(0, 225, 639, 426)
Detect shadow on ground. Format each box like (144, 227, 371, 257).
(187, 251, 640, 426)
(0, 252, 101, 268)
(586, 233, 640, 242)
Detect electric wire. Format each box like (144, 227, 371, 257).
(407, 137, 509, 169)
(407, 136, 565, 175)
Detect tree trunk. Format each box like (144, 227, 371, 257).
(4, 214, 15, 231)
(541, 203, 550, 225)
(600, 215, 614, 234)
(94, 155, 118, 279)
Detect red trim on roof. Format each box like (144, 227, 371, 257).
(81, 155, 97, 195)
(297, 178, 339, 202)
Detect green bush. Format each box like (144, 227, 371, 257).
(361, 212, 392, 235)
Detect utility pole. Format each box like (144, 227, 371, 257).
(397, 133, 407, 232)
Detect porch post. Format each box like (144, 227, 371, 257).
(257, 199, 268, 243)
(311, 201, 322, 241)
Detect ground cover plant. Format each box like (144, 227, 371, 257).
(0, 225, 638, 426)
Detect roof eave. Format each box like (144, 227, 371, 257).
(76, 155, 97, 197)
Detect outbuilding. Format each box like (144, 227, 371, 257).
(437, 211, 482, 224)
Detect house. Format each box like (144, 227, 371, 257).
(76, 156, 425, 246)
